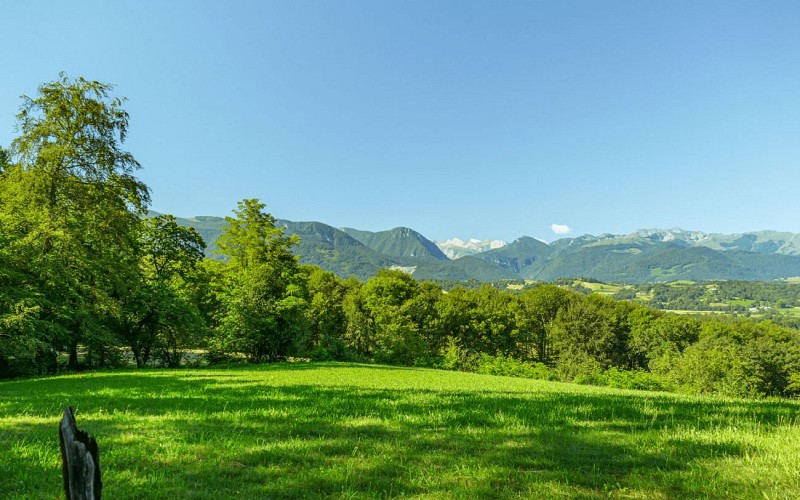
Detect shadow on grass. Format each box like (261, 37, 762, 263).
(1, 364, 798, 498)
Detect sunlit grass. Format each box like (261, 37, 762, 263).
(574, 280, 624, 295)
(1, 363, 799, 498)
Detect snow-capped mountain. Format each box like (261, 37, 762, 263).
(435, 237, 507, 259)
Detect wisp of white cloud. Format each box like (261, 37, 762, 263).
(551, 223, 571, 235)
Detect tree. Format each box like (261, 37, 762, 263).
(140, 215, 206, 282)
(404, 281, 444, 358)
(516, 285, 575, 364)
(549, 297, 616, 381)
(0, 212, 60, 376)
(342, 279, 374, 357)
(359, 269, 427, 364)
(1, 74, 149, 369)
(117, 215, 207, 367)
(214, 199, 308, 362)
(304, 266, 349, 359)
(629, 313, 699, 374)
(0, 145, 9, 173)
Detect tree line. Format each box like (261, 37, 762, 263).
(626, 280, 800, 313)
(2, 75, 800, 399)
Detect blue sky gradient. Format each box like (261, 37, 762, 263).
(2, 1, 799, 242)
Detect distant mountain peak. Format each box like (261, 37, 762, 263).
(634, 228, 710, 243)
(339, 226, 449, 261)
(435, 237, 507, 259)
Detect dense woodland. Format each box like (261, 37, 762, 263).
(2, 76, 800, 398)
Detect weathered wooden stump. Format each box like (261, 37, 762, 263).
(59, 407, 102, 500)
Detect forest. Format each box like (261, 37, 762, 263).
(2, 75, 800, 399)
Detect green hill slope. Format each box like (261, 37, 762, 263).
(340, 226, 449, 261)
(2, 363, 798, 499)
(277, 220, 398, 280)
(471, 236, 554, 275)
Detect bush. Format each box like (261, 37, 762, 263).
(309, 345, 332, 361)
(0, 347, 57, 378)
(574, 367, 671, 392)
(440, 338, 479, 372)
(204, 349, 241, 365)
(413, 355, 444, 368)
(476, 354, 556, 381)
(555, 350, 603, 382)
(604, 368, 670, 391)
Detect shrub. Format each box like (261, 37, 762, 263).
(476, 354, 556, 381)
(309, 345, 332, 361)
(604, 368, 670, 391)
(440, 338, 479, 372)
(413, 355, 444, 368)
(574, 367, 671, 392)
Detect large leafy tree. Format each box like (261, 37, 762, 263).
(342, 280, 374, 357)
(549, 297, 616, 381)
(1, 74, 149, 368)
(118, 215, 207, 367)
(360, 269, 425, 364)
(304, 266, 349, 358)
(214, 199, 308, 362)
(516, 285, 575, 364)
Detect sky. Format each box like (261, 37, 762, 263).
(2, 1, 799, 243)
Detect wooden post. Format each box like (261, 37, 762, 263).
(59, 407, 102, 500)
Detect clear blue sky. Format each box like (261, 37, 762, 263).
(2, 1, 799, 242)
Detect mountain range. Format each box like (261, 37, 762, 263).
(163, 213, 800, 283)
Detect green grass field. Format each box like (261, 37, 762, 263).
(2, 363, 799, 498)
(572, 280, 625, 296)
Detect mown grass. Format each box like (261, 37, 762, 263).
(1, 363, 799, 498)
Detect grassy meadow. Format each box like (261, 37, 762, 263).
(1, 363, 799, 499)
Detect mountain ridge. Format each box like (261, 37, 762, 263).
(155, 211, 800, 283)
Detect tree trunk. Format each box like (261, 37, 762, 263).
(59, 407, 102, 499)
(68, 344, 79, 370)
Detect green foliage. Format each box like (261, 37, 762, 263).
(0, 76, 217, 374)
(438, 336, 479, 371)
(515, 285, 575, 363)
(0, 145, 9, 173)
(303, 266, 349, 356)
(1, 74, 150, 371)
(476, 353, 555, 380)
(141, 215, 205, 280)
(116, 214, 208, 368)
(549, 299, 616, 377)
(361, 270, 427, 364)
(669, 320, 800, 398)
(575, 367, 671, 392)
(214, 199, 308, 362)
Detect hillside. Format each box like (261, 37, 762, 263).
(471, 236, 554, 275)
(276, 220, 398, 281)
(2, 364, 799, 498)
(340, 226, 449, 261)
(163, 211, 800, 283)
